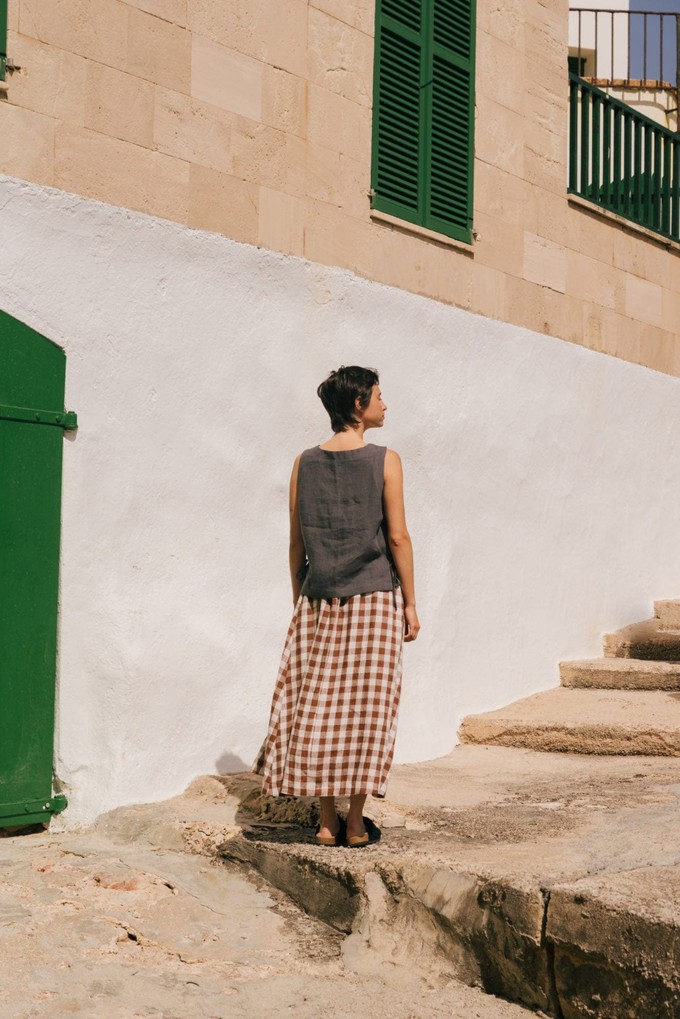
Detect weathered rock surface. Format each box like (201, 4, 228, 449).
(219, 746, 680, 1018)
(459, 686, 680, 754)
(560, 656, 680, 689)
(604, 616, 680, 661)
(0, 771, 543, 1019)
(548, 866, 680, 1019)
(654, 599, 680, 632)
(5, 746, 680, 1017)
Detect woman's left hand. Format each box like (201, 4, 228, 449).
(404, 604, 420, 642)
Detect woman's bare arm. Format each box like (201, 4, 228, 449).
(383, 449, 420, 641)
(289, 455, 306, 604)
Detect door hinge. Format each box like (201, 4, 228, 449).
(0, 794, 68, 828)
(0, 404, 78, 429)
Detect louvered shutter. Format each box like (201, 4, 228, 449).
(426, 0, 475, 240)
(371, 0, 475, 245)
(371, 0, 424, 223)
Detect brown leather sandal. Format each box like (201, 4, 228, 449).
(346, 816, 381, 848)
(315, 818, 346, 847)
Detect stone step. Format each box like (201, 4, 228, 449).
(603, 617, 680, 661)
(560, 657, 680, 690)
(224, 831, 680, 1019)
(217, 754, 680, 1019)
(459, 687, 680, 755)
(654, 599, 680, 632)
(223, 831, 561, 1013)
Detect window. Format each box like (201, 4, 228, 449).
(0, 0, 6, 81)
(371, 0, 476, 244)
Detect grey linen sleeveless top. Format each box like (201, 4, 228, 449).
(298, 444, 396, 600)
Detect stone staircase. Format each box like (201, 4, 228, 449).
(460, 599, 680, 755)
(203, 600, 680, 1018)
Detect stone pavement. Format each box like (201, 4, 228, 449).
(0, 773, 541, 1019)
(3, 745, 680, 1018)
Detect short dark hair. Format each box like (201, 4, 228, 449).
(317, 366, 379, 433)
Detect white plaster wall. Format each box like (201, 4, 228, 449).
(607, 84, 678, 130)
(2, 174, 680, 825)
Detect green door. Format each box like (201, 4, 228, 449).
(0, 310, 76, 827)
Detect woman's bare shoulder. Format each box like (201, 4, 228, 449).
(294, 446, 316, 465)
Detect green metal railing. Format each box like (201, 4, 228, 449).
(568, 73, 680, 243)
(0, 0, 6, 80)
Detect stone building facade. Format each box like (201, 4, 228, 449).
(2, 0, 679, 370)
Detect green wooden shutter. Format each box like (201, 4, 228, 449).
(371, 0, 424, 223)
(0, 0, 7, 80)
(372, 0, 475, 244)
(0, 311, 75, 827)
(427, 0, 475, 239)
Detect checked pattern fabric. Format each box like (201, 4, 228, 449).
(254, 588, 404, 798)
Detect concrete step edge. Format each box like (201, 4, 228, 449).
(561, 658, 680, 672)
(218, 827, 680, 1017)
(560, 657, 680, 689)
(459, 716, 680, 755)
(604, 618, 680, 660)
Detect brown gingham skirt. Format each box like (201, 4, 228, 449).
(253, 588, 404, 798)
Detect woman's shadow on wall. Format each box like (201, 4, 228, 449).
(215, 751, 250, 773)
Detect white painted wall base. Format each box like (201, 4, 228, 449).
(2, 174, 680, 825)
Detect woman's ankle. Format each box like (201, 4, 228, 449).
(319, 796, 338, 831)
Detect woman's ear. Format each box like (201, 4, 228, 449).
(354, 396, 364, 418)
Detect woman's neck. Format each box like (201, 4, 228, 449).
(319, 425, 366, 450)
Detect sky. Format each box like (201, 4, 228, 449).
(628, 2, 679, 83)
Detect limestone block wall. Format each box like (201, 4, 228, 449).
(2, 0, 679, 375)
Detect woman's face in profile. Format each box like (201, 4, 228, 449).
(358, 385, 387, 430)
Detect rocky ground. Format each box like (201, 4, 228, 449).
(4, 743, 680, 1018)
(0, 771, 540, 1019)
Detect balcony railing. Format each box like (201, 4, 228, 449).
(0, 0, 6, 81)
(569, 74, 680, 243)
(569, 8, 679, 89)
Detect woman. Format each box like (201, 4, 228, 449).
(254, 366, 419, 848)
